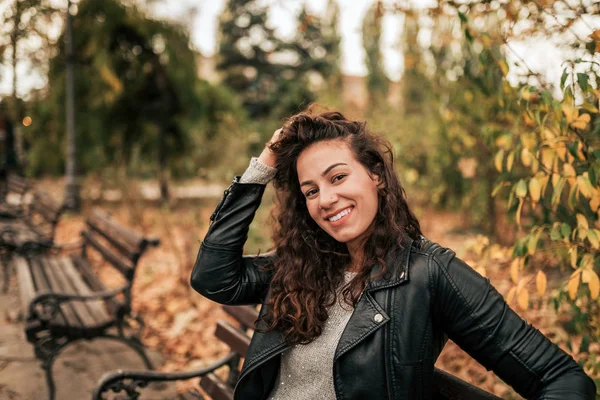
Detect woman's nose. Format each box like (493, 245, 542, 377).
(319, 189, 338, 210)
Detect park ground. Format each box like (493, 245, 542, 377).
(0, 177, 589, 399)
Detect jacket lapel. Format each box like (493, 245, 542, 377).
(334, 234, 414, 361)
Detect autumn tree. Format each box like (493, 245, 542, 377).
(362, 1, 388, 101)
(0, 0, 58, 162)
(216, 0, 284, 118)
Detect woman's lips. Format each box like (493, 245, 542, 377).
(327, 206, 354, 227)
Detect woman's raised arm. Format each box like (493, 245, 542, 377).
(190, 130, 282, 305)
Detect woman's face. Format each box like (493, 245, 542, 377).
(296, 139, 380, 257)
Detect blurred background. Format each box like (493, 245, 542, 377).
(0, 0, 599, 398)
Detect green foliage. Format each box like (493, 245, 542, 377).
(23, 0, 243, 180)
(361, 1, 388, 98)
(0, 0, 58, 119)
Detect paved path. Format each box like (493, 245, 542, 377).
(0, 265, 184, 400)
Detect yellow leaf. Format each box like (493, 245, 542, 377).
(577, 141, 586, 160)
(563, 163, 576, 178)
(562, 104, 579, 124)
(506, 286, 517, 304)
(576, 213, 589, 231)
(582, 270, 599, 300)
(581, 254, 594, 270)
(591, 193, 600, 211)
(552, 173, 560, 187)
(542, 128, 556, 142)
(556, 142, 567, 161)
(510, 258, 520, 284)
(523, 111, 535, 127)
(587, 229, 600, 249)
(494, 150, 504, 172)
(521, 148, 532, 167)
(517, 287, 529, 310)
(568, 269, 582, 300)
(541, 148, 555, 171)
(507, 151, 515, 172)
(516, 198, 524, 227)
(571, 113, 591, 130)
(570, 246, 578, 269)
(475, 266, 487, 278)
(536, 270, 547, 297)
(590, 29, 600, 41)
(577, 175, 593, 199)
(529, 178, 541, 202)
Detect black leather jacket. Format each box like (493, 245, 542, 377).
(190, 179, 596, 400)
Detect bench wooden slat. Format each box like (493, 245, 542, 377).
(215, 320, 251, 358)
(6, 174, 28, 194)
(87, 219, 138, 261)
(89, 210, 146, 257)
(70, 254, 122, 317)
(29, 258, 68, 327)
(29, 195, 56, 223)
(15, 256, 36, 318)
(55, 256, 112, 327)
(223, 305, 259, 330)
(200, 373, 234, 400)
(45, 256, 99, 329)
(81, 230, 134, 279)
(38, 256, 83, 329)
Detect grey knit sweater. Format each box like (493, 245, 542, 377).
(240, 157, 356, 399)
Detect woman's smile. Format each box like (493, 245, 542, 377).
(325, 206, 354, 227)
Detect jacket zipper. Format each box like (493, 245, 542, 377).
(209, 178, 236, 223)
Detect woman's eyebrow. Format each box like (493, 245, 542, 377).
(300, 163, 347, 187)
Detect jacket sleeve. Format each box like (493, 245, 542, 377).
(190, 177, 275, 306)
(430, 246, 596, 400)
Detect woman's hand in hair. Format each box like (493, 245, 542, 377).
(258, 128, 282, 168)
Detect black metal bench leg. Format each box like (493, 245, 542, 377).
(105, 334, 154, 370)
(34, 336, 66, 400)
(43, 358, 57, 400)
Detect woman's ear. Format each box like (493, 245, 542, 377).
(371, 173, 385, 189)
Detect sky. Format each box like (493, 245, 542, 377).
(1, 0, 598, 98)
(148, 0, 431, 81)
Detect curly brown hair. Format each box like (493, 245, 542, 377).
(259, 106, 422, 345)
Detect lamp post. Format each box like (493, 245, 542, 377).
(64, 0, 80, 211)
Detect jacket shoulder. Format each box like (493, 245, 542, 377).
(412, 236, 456, 264)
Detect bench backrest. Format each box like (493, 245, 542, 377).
(6, 173, 28, 197)
(81, 209, 159, 282)
(26, 191, 65, 241)
(203, 305, 501, 400)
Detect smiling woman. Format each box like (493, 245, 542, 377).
(190, 106, 596, 400)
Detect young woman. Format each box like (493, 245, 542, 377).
(191, 109, 596, 399)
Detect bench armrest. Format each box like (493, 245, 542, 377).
(29, 286, 129, 321)
(92, 352, 236, 400)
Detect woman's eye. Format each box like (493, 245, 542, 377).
(333, 174, 346, 183)
(305, 189, 317, 197)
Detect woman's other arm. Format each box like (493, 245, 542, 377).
(430, 245, 596, 399)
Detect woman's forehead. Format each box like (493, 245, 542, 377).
(297, 141, 356, 179)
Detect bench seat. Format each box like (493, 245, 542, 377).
(16, 254, 115, 340)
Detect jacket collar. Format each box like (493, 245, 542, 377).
(239, 233, 416, 382)
(367, 234, 414, 292)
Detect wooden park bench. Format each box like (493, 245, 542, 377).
(0, 173, 30, 218)
(14, 209, 160, 400)
(0, 190, 65, 292)
(93, 305, 502, 400)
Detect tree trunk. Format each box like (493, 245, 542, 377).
(64, 0, 81, 211)
(10, 0, 23, 171)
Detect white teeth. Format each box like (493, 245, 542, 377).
(328, 207, 352, 222)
